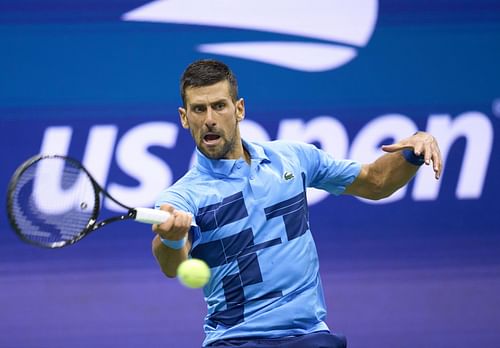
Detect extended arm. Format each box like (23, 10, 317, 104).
(344, 131, 442, 200)
(151, 204, 192, 277)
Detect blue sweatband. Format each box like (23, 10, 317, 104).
(160, 236, 187, 249)
(402, 149, 425, 166)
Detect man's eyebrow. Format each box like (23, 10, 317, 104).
(188, 102, 206, 109)
(210, 99, 228, 104)
(189, 98, 228, 107)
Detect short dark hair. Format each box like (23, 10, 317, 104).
(180, 59, 239, 107)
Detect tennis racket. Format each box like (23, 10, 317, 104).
(6, 154, 172, 248)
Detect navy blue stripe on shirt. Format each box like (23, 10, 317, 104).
(207, 289, 284, 329)
(264, 191, 309, 241)
(264, 192, 305, 219)
(191, 229, 282, 267)
(226, 238, 282, 263)
(237, 253, 263, 286)
(196, 192, 248, 232)
(191, 239, 226, 268)
(222, 228, 255, 258)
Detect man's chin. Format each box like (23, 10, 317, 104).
(198, 145, 223, 160)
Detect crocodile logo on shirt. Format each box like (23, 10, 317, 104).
(283, 171, 294, 181)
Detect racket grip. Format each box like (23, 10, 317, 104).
(134, 208, 171, 225)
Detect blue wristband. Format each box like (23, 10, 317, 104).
(160, 236, 187, 249)
(402, 149, 425, 166)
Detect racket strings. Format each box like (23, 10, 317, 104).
(9, 158, 97, 247)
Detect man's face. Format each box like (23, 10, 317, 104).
(179, 80, 245, 160)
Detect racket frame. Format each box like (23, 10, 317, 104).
(6, 154, 142, 248)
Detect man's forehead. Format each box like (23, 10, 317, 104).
(185, 80, 232, 104)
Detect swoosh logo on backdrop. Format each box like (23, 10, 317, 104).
(122, 0, 378, 72)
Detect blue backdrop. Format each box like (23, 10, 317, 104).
(1, 1, 500, 347)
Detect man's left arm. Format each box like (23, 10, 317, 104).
(344, 131, 442, 200)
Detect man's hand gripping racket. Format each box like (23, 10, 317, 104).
(6, 154, 179, 248)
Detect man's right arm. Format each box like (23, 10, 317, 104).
(151, 204, 193, 278)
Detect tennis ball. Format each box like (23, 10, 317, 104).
(177, 258, 211, 288)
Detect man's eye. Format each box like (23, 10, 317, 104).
(214, 103, 225, 110)
(193, 106, 205, 113)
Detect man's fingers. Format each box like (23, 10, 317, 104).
(182, 212, 194, 230)
(171, 210, 192, 229)
(431, 143, 443, 179)
(159, 204, 175, 213)
(412, 143, 424, 157)
(383, 132, 443, 180)
(381, 142, 407, 153)
(152, 208, 192, 241)
(152, 204, 175, 231)
(423, 143, 432, 165)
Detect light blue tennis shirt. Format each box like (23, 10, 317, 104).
(155, 139, 361, 346)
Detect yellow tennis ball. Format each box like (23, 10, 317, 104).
(177, 258, 211, 288)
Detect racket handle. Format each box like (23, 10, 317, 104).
(134, 208, 171, 225)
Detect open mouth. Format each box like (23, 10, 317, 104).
(203, 133, 221, 145)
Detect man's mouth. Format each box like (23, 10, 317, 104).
(203, 133, 221, 145)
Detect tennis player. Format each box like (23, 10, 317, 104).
(152, 59, 442, 347)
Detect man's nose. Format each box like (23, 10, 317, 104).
(205, 107, 216, 126)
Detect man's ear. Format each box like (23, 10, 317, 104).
(179, 107, 189, 129)
(235, 98, 245, 122)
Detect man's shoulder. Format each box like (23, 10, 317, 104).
(155, 167, 205, 207)
(171, 166, 206, 187)
(250, 139, 312, 154)
(249, 140, 318, 163)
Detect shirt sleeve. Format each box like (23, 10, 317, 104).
(295, 142, 362, 195)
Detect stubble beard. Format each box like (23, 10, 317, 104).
(196, 123, 239, 160)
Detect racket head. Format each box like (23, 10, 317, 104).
(6, 154, 101, 248)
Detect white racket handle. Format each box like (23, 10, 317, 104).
(134, 208, 171, 225)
